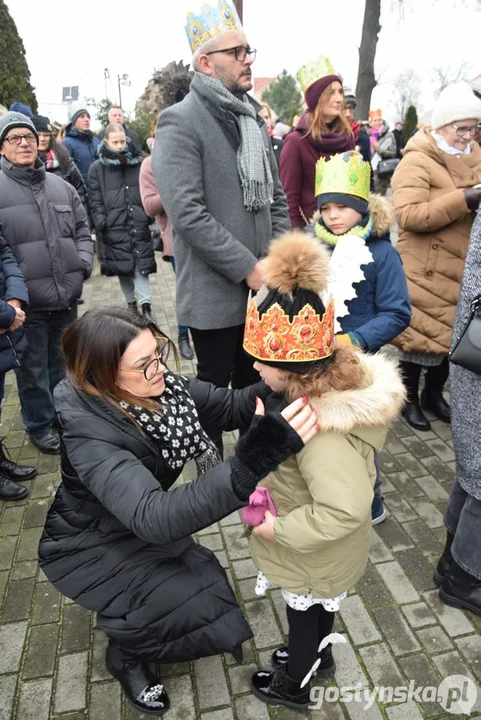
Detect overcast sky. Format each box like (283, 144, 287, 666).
(6, 0, 481, 127)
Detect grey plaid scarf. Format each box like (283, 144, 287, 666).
(198, 73, 274, 211)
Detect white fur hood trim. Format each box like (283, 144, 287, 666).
(310, 352, 406, 434)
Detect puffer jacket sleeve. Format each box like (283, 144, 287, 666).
(392, 153, 469, 232)
(70, 187, 94, 279)
(0, 235, 26, 329)
(87, 162, 107, 234)
(274, 432, 373, 553)
(188, 378, 270, 434)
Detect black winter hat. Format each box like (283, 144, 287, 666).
(31, 116, 51, 133)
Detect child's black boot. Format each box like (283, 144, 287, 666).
(250, 664, 311, 713)
(271, 643, 336, 677)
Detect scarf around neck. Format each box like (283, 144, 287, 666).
(296, 113, 355, 156)
(98, 142, 141, 167)
(40, 150, 60, 171)
(198, 72, 274, 211)
(431, 130, 471, 157)
(119, 372, 220, 474)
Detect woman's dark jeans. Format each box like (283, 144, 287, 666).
(444, 479, 481, 580)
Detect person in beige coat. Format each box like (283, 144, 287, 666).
(240, 232, 405, 713)
(392, 82, 481, 431)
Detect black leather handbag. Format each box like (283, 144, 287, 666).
(377, 158, 401, 177)
(449, 295, 481, 374)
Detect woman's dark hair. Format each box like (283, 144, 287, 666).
(60, 307, 176, 411)
(48, 134, 73, 176)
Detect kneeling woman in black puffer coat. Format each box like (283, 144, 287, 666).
(88, 124, 156, 320)
(38, 307, 317, 716)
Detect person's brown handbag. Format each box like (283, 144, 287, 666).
(449, 295, 481, 375)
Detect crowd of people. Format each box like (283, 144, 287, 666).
(1, 0, 481, 715)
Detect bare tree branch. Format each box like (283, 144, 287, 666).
(390, 68, 422, 120)
(432, 60, 473, 96)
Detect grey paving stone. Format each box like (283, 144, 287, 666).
(398, 654, 445, 717)
(419, 456, 455, 483)
(237, 577, 259, 602)
(431, 650, 481, 713)
(356, 564, 392, 606)
(227, 663, 258, 694)
(401, 521, 443, 556)
(1, 577, 35, 622)
(16, 677, 52, 720)
(379, 450, 404, 474)
(22, 623, 59, 679)
(392, 453, 429, 479)
(407, 501, 444, 529)
(219, 511, 241, 527)
(339, 595, 381, 645)
(0, 505, 24, 536)
(23, 498, 49, 529)
(201, 709, 234, 720)
(376, 561, 419, 603)
(270, 589, 288, 636)
(0, 674, 17, 720)
(399, 435, 434, 459)
(0, 535, 17, 570)
(222, 525, 251, 560)
(344, 697, 384, 720)
(230, 557, 258, 580)
(245, 599, 283, 649)
(331, 636, 369, 689)
(401, 602, 437, 629)
(310, 701, 347, 720)
(385, 431, 409, 455)
(424, 439, 455, 463)
(387, 471, 427, 499)
(416, 626, 453, 654)
(31, 584, 61, 625)
(197, 533, 224, 552)
(386, 701, 424, 720)
(0, 620, 27, 672)
(0, 569, 7, 605)
(383, 492, 418, 522)
(61, 603, 92, 654)
(369, 531, 393, 564)
(53, 651, 88, 714)
(374, 519, 415, 552)
(224, 639, 256, 667)
(423, 590, 475, 637)
(359, 641, 404, 688)
(395, 548, 438, 592)
(412, 476, 449, 503)
(215, 549, 229, 569)
(194, 655, 229, 710)
(454, 635, 481, 682)
(234, 694, 269, 719)
(15, 526, 43, 561)
(88, 681, 121, 720)
(11, 560, 37, 580)
(372, 607, 420, 656)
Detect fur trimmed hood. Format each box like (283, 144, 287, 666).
(311, 193, 393, 239)
(310, 352, 405, 445)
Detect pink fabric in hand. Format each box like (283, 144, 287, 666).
(241, 487, 277, 527)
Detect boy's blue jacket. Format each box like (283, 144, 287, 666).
(0, 233, 29, 372)
(314, 194, 411, 352)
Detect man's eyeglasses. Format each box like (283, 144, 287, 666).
(4, 133, 38, 146)
(121, 340, 171, 381)
(205, 45, 257, 63)
(452, 123, 479, 138)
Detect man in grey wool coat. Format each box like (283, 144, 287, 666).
(152, 6, 290, 449)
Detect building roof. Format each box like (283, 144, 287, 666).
(254, 77, 276, 100)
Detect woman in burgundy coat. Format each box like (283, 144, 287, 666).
(280, 58, 355, 228)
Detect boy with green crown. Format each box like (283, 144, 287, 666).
(313, 150, 411, 523)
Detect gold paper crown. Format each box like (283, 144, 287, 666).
(369, 109, 382, 120)
(185, 2, 242, 53)
(243, 296, 335, 363)
(315, 151, 370, 201)
(297, 56, 337, 93)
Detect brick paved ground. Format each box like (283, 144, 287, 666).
(1, 255, 480, 720)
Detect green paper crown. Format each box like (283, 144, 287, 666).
(297, 56, 337, 92)
(315, 152, 371, 201)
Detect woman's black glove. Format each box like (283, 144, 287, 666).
(230, 410, 305, 501)
(465, 187, 481, 211)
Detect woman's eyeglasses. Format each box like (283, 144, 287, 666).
(121, 340, 171, 381)
(452, 123, 479, 138)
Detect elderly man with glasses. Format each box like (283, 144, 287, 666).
(153, 2, 289, 453)
(0, 112, 93, 454)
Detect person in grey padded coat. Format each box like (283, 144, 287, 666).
(0, 111, 93, 455)
(434, 210, 481, 618)
(38, 307, 318, 716)
(153, 29, 290, 427)
(88, 123, 156, 321)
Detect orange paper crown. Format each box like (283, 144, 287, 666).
(369, 108, 382, 120)
(243, 295, 335, 363)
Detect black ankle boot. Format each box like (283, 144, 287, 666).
(178, 332, 194, 360)
(421, 359, 451, 423)
(142, 303, 154, 322)
(400, 361, 431, 431)
(433, 531, 454, 587)
(128, 301, 138, 314)
(105, 640, 170, 715)
(439, 559, 481, 617)
(271, 643, 335, 678)
(251, 665, 311, 712)
(0, 475, 29, 500)
(0, 439, 36, 481)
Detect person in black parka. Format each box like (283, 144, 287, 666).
(38, 307, 318, 716)
(88, 124, 156, 320)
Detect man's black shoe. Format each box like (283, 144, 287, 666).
(0, 475, 29, 500)
(29, 432, 60, 455)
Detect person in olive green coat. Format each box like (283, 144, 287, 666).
(241, 232, 405, 713)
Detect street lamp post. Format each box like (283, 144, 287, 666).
(233, 0, 243, 22)
(117, 73, 131, 108)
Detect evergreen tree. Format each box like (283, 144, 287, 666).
(262, 71, 302, 124)
(0, 0, 37, 112)
(403, 105, 418, 142)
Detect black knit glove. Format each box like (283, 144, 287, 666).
(230, 412, 304, 501)
(465, 187, 481, 211)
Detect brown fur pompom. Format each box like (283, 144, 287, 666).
(264, 232, 330, 296)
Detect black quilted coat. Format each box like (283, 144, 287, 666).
(38, 376, 275, 663)
(87, 144, 156, 277)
